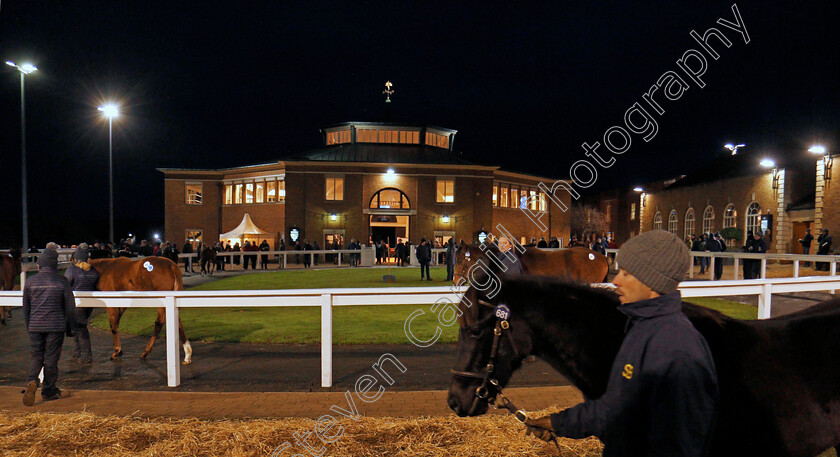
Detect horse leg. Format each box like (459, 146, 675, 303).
(1, 306, 6, 325)
(140, 308, 165, 360)
(108, 308, 125, 359)
(179, 318, 192, 365)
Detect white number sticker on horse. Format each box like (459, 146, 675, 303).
(495, 304, 511, 320)
(589, 253, 595, 260)
(143, 261, 154, 272)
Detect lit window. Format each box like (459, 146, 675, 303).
(186, 183, 202, 205)
(684, 208, 695, 240)
(425, 132, 449, 149)
(326, 129, 351, 145)
(631, 203, 637, 220)
(326, 177, 344, 201)
(746, 202, 761, 238)
(278, 180, 286, 200)
(703, 206, 715, 233)
(436, 179, 454, 203)
(256, 182, 265, 203)
(224, 185, 233, 205)
(492, 184, 498, 207)
(266, 180, 276, 202)
(510, 187, 519, 209)
(500, 185, 509, 208)
(234, 184, 243, 204)
(245, 183, 254, 204)
(668, 210, 678, 234)
(539, 192, 547, 211)
(185, 229, 203, 244)
(529, 190, 538, 211)
(654, 211, 663, 230)
(723, 204, 736, 228)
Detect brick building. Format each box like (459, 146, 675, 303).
(158, 122, 570, 250)
(639, 150, 818, 253)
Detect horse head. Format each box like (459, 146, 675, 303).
(447, 276, 535, 417)
(10, 248, 22, 274)
(453, 241, 519, 287)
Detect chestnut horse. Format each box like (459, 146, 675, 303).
(90, 257, 192, 364)
(453, 241, 608, 286)
(449, 277, 840, 457)
(0, 249, 22, 325)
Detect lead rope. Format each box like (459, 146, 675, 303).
(489, 379, 562, 454)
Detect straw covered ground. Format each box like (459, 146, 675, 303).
(0, 408, 602, 457)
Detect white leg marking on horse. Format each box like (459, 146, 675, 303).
(183, 340, 193, 365)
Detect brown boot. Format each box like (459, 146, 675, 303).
(42, 391, 72, 402)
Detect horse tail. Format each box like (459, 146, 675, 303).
(171, 260, 184, 291)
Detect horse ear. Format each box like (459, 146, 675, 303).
(459, 240, 467, 249)
(477, 298, 495, 308)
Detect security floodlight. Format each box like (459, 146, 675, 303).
(330, 213, 337, 221)
(387, 168, 395, 175)
(442, 215, 450, 224)
(809, 145, 827, 155)
(760, 158, 776, 168)
(724, 143, 746, 155)
(633, 187, 643, 192)
(98, 103, 119, 118)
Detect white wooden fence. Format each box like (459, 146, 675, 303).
(2, 276, 839, 388)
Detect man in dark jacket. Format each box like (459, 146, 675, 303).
(711, 232, 726, 280)
(525, 230, 718, 457)
(444, 239, 456, 281)
(65, 247, 99, 364)
(416, 238, 432, 281)
(22, 249, 78, 405)
(750, 232, 767, 278)
(799, 229, 814, 267)
(816, 229, 833, 271)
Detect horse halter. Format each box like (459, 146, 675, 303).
(450, 302, 526, 420)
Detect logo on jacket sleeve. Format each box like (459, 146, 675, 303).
(621, 364, 634, 380)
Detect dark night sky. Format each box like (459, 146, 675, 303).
(1, 1, 838, 247)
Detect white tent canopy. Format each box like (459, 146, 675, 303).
(219, 213, 271, 240)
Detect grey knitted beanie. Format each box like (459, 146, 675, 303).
(616, 230, 690, 294)
(73, 248, 90, 263)
(37, 249, 59, 269)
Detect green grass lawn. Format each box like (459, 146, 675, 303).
(90, 267, 759, 344)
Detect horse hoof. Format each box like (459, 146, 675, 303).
(139, 352, 149, 360)
(182, 360, 191, 365)
(111, 351, 123, 360)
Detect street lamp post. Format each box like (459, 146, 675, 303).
(98, 104, 119, 244)
(6, 61, 37, 252)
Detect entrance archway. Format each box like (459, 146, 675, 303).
(369, 188, 411, 259)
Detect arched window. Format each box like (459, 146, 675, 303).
(746, 202, 761, 238)
(653, 211, 663, 230)
(668, 210, 678, 235)
(702, 206, 715, 234)
(369, 188, 411, 209)
(723, 204, 736, 228)
(684, 208, 696, 240)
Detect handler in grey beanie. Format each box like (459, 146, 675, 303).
(22, 249, 77, 405)
(526, 230, 718, 457)
(65, 247, 99, 364)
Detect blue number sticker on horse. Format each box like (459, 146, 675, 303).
(495, 304, 511, 321)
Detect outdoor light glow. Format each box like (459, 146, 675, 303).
(724, 143, 734, 149)
(128, 233, 133, 237)
(760, 158, 776, 168)
(5, 61, 14, 67)
(98, 103, 119, 118)
(387, 168, 395, 175)
(330, 213, 337, 221)
(633, 187, 643, 192)
(153, 233, 160, 239)
(6, 61, 38, 74)
(724, 143, 746, 155)
(809, 145, 827, 154)
(442, 215, 450, 223)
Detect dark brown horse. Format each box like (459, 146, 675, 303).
(90, 257, 192, 364)
(0, 249, 22, 325)
(453, 241, 609, 286)
(199, 245, 216, 275)
(448, 276, 840, 457)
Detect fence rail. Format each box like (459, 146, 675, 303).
(2, 276, 840, 389)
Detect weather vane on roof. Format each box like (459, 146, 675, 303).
(383, 81, 394, 103)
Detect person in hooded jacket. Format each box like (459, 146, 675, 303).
(65, 246, 99, 364)
(22, 249, 78, 405)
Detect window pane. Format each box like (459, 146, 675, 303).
(492, 185, 498, 206)
(631, 203, 636, 220)
(500, 186, 509, 208)
(539, 192, 547, 211)
(245, 183, 254, 204)
(529, 190, 538, 210)
(186, 184, 202, 205)
(325, 178, 334, 200)
(224, 185, 233, 205)
(335, 177, 344, 200)
(510, 188, 519, 208)
(234, 184, 243, 204)
(278, 180, 286, 199)
(437, 179, 454, 203)
(256, 182, 264, 203)
(267, 181, 276, 202)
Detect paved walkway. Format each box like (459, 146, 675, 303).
(0, 385, 583, 418)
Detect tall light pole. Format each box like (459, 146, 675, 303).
(98, 103, 119, 244)
(6, 61, 37, 252)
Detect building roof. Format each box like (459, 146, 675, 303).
(665, 149, 815, 190)
(282, 143, 474, 165)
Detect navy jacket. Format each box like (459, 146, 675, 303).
(550, 291, 718, 457)
(65, 263, 100, 292)
(22, 266, 78, 333)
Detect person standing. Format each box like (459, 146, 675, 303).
(816, 229, 833, 271)
(742, 232, 755, 279)
(445, 239, 456, 282)
(537, 236, 548, 248)
(65, 247, 99, 364)
(259, 240, 270, 269)
(303, 240, 312, 268)
(799, 229, 813, 268)
(712, 232, 726, 280)
(278, 239, 286, 270)
(312, 241, 321, 266)
(497, 236, 523, 276)
(751, 231, 767, 278)
(395, 240, 404, 267)
(525, 230, 718, 456)
(416, 238, 432, 281)
(182, 240, 194, 273)
(22, 250, 78, 405)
